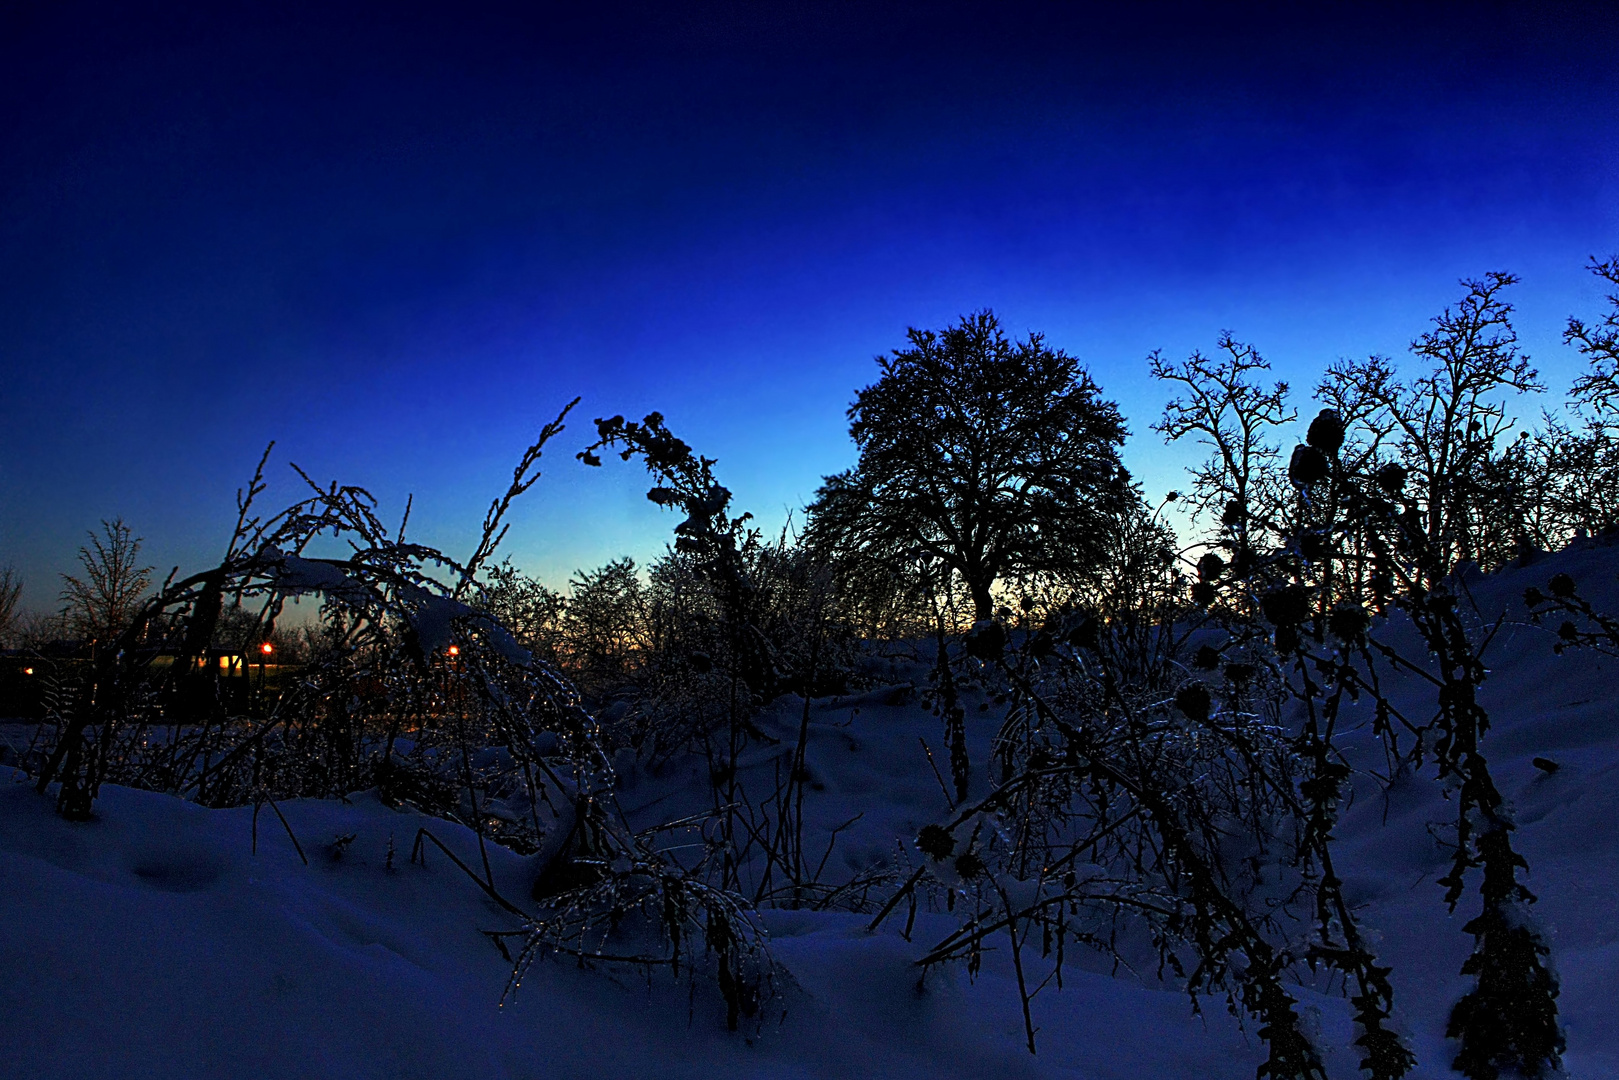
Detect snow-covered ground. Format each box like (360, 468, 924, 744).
(3, 545, 1617, 1079)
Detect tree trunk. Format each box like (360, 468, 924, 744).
(969, 579, 994, 623)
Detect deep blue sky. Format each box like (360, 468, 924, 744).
(3, 1, 1618, 607)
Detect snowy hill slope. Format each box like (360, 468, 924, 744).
(2, 543, 1617, 1079)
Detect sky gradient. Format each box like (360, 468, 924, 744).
(3, 1, 1618, 610)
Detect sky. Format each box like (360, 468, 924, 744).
(2, 0, 1618, 609)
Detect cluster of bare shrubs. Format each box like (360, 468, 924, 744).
(480, 533, 864, 767)
(871, 265, 1619, 1080)
(2, 396, 896, 1030)
(4, 404, 781, 1030)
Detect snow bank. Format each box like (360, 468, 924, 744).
(0, 772, 1264, 1079)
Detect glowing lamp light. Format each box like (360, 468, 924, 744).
(447, 645, 460, 657)
(23, 667, 33, 676)
(260, 642, 274, 656)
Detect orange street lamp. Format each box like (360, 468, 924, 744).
(447, 645, 460, 657)
(255, 642, 273, 706)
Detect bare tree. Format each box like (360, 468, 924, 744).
(479, 558, 566, 660)
(0, 566, 21, 646)
(1536, 256, 1619, 538)
(59, 519, 152, 643)
(1565, 255, 1619, 416)
(1152, 332, 1296, 556)
(1323, 273, 1542, 578)
(561, 557, 648, 685)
